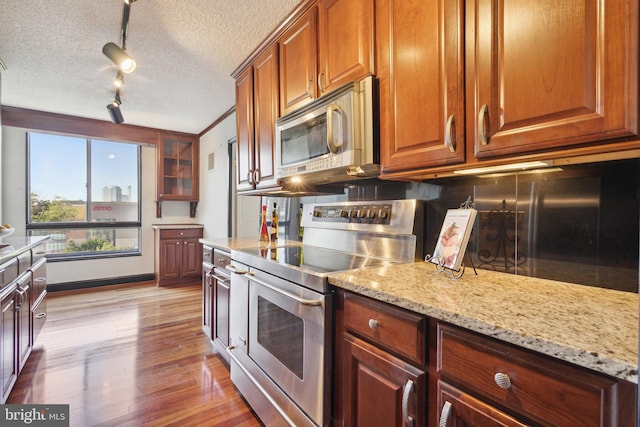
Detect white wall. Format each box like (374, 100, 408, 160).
(1, 126, 197, 285)
(198, 112, 259, 238)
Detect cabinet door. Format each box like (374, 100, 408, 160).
(252, 45, 279, 190)
(279, 8, 318, 115)
(159, 239, 181, 281)
(437, 381, 528, 427)
(317, 0, 374, 95)
(378, 0, 465, 174)
(342, 334, 425, 427)
(1, 288, 17, 403)
(16, 274, 32, 374)
(181, 238, 202, 278)
(235, 67, 256, 192)
(468, 0, 638, 158)
(158, 136, 198, 200)
(202, 263, 213, 339)
(214, 274, 230, 347)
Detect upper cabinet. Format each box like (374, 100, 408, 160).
(468, 0, 638, 159)
(379, 0, 638, 178)
(236, 45, 280, 193)
(279, 0, 375, 116)
(157, 133, 199, 217)
(377, 0, 465, 174)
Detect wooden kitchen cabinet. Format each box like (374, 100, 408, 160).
(335, 289, 426, 427)
(156, 133, 199, 217)
(467, 0, 638, 159)
(377, 0, 465, 174)
(202, 246, 213, 339)
(0, 284, 17, 404)
(202, 245, 231, 364)
(278, 0, 374, 116)
(434, 321, 637, 427)
(235, 44, 279, 193)
(154, 226, 203, 286)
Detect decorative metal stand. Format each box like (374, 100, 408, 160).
(477, 199, 526, 273)
(425, 196, 478, 279)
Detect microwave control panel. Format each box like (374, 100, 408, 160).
(311, 203, 393, 225)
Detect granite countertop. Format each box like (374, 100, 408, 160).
(0, 235, 50, 265)
(329, 261, 639, 383)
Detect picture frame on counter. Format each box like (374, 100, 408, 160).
(430, 208, 477, 272)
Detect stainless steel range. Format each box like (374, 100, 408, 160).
(227, 199, 418, 427)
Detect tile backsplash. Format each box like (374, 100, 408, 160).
(295, 158, 639, 293)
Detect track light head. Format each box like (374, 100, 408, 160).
(107, 103, 124, 124)
(102, 42, 136, 73)
(114, 72, 125, 88)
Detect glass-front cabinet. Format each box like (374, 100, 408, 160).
(157, 134, 199, 217)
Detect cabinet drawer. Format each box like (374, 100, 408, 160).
(17, 250, 31, 274)
(160, 228, 203, 239)
(343, 292, 425, 365)
(32, 294, 47, 342)
(203, 246, 213, 264)
(0, 258, 18, 289)
(437, 323, 630, 427)
(213, 250, 231, 270)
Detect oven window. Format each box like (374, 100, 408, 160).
(257, 296, 304, 379)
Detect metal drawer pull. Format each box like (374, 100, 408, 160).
(478, 104, 490, 145)
(444, 114, 456, 152)
(439, 401, 452, 427)
(318, 72, 325, 94)
(494, 372, 512, 389)
(227, 265, 248, 275)
(402, 379, 415, 427)
(368, 319, 379, 330)
(35, 312, 47, 319)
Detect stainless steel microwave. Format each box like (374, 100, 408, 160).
(275, 76, 378, 183)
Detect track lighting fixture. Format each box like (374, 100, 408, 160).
(102, 42, 136, 73)
(107, 90, 124, 124)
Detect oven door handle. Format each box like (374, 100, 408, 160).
(247, 273, 323, 306)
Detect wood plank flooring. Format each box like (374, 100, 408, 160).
(7, 282, 262, 427)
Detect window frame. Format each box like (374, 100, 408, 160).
(26, 132, 143, 260)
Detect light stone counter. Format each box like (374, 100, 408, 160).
(329, 261, 638, 383)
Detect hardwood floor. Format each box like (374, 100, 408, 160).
(7, 282, 262, 427)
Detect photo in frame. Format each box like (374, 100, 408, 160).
(430, 208, 478, 271)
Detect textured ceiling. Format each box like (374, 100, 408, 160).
(0, 0, 301, 134)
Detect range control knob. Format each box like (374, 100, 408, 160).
(349, 210, 358, 218)
(339, 209, 349, 218)
(313, 210, 323, 218)
(378, 209, 389, 219)
(357, 209, 367, 218)
(367, 209, 377, 219)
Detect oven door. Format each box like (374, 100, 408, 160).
(248, 268, 332, 426)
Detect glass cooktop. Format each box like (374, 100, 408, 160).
(234, 244, 393, 275)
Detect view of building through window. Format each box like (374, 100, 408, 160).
(27, 132, 141, 257)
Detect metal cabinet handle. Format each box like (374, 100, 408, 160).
(318, 72, 325, 94)
(247, 273, 323, 306)
(402, 379, 415, 427)
(439, 401, 453, 427)
(253, 169, 261, 185)
(35, 312, 47, 319)
(478, 104, 490, 145)
(227, 265, 248, 275)
(326, 103, 344, 153)
(368, 319, 379, 330)
(444, 114, 456, 152)
(247, 171, 253, 184)
(494, 372, 512, 389)
(307, 77, 313, 98)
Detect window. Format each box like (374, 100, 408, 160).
(27, 132, 141, 259)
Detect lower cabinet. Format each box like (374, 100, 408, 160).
(154, 226, 203, 286)
(334, 289, 637, 427)
(0, 285, 17, 403)
(202, 246, 231, 364)
(15, 272, 32, 373)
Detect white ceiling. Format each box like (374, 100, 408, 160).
(0, 0, 301, 134)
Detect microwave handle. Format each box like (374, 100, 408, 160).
(326, 103, 344, 153)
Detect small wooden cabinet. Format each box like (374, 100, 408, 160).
(202, 246, 231, 363)
(335, 289, 426, 427)
(154, 226, 203, 286)
(235, 44, 279, 193)
(0, 284, 17, 404)
(279, 0, 375, 116)
(156, 134, 199, 217)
